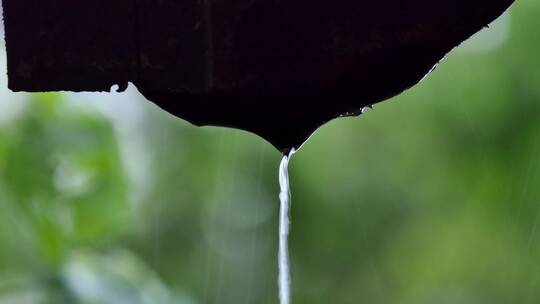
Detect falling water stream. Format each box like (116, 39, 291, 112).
(278, 148, 296, 304)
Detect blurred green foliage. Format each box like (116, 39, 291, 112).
(1, 1, 540, 303)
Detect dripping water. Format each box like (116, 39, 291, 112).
(278, 147, 296, 304)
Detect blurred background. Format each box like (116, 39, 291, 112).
(1, 1, 540, 303)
